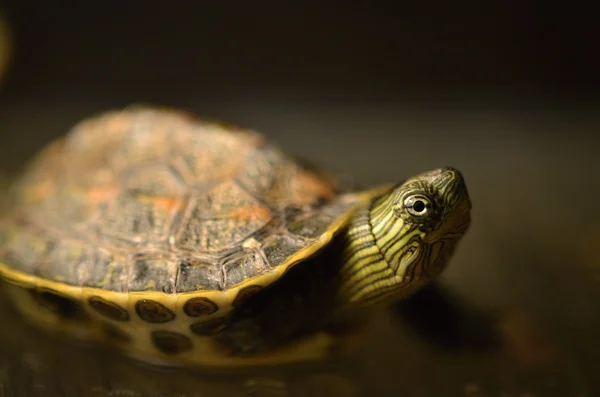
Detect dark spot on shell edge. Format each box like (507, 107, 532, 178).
(232, 285, 263, 309)
(183, 296, 219, 317)
(135, 299, 175, 323)
(28, 288, 88, 321)
(88, 296, 130, 322)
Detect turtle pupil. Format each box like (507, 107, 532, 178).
(413, 200, 426, 213)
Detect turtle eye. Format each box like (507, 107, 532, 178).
(404, 194, 433, 217)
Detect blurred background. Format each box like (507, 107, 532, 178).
(0, 2, 598, 397)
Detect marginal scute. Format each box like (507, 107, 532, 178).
(83, 249, 129, 292)
(232, 285, 263, 309)
(262, 234, 307, 268)
(151, 330, 193, 354)
(183, 297, 219, 317)
(0, 227, 49, 274)
(128, 255, 177, 293)
(287, 213, 334, 239)
(223, 251, 269, 288)
(37, 239, 87, 285)
(176, 181, 272, 252)
(88, 296, 130, 322)
(175, 258, 221, 293)
(135, 299, 175, 323)
(190, 316, 228, 336)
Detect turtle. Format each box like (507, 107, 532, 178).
(0, 105, 472, 368)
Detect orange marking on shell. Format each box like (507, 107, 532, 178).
(137, 195, 185, 212)
(291, 171, 335, 204)
(218, 162, 244, 181)
(86, 186, 120, 204)
(225, 206, 272, 222)
(22, 179, 55, 204)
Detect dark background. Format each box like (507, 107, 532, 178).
(5, 2, 598, 102)
(0, 3, 599, 397)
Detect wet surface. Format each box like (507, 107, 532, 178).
(0, 4, 599, 396)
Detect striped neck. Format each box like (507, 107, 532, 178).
(336, 190, 425, 308)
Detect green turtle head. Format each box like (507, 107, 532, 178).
(339, 167, 472, 306)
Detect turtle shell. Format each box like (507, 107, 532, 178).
(0, 106, 360, 347)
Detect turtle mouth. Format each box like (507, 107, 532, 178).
(422, 240, 455, 278)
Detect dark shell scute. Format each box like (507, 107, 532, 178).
(175, 259, 221, 293)
(183, 297, 219, 317)
(88, 296, 130, 321)
(151, 330, 193, 354)
(128, 255, 176, 293)
(223, 251, 269, 289)
(262, 234, 307, 268)
(287, 213, 334, 239)
(37, 240, 88, 285)
(135, 299, 175, 323)
(83, 249, 129, 292)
